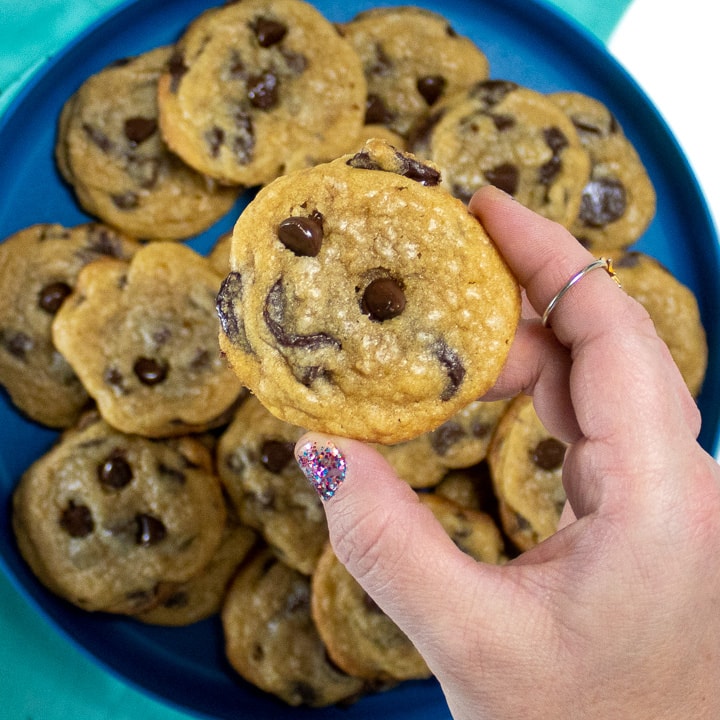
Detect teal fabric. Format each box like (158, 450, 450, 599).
(0, 1, 632, 719)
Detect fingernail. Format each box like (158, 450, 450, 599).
(296, 439, 347, 501)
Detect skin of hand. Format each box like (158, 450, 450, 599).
(295, 186, 720, 719)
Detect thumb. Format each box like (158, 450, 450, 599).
(294, 432, 490, 659)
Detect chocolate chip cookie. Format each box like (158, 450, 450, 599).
(217, 139, 520, 444)
(487, 395, 568, 552)
(56, 46, 240, 240)
(222, 548, 367, 706)
(0, 222, 140, 427)
(157, 0, 367, 186)
(52, 241, 246, 437)
(311, 541, 431, 682)
(217, 395, 327, 575)
(341, 6, 490, 138)
(12, 412, 227, 614)
(409, 80, 590, 226)
(549, 91, 656, 251)
(613, 251, 708, 397)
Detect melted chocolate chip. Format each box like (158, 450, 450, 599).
(1, 330, 33, 360)
(247, 72, 279, 110)
(111, 191, 139, 210)
(578, 177, 626, 227)
(252, 17, 287, 47)
(233, 109, 255, 163)
(430, 421, 466, 455)
(206, 126, 225, 158)
(124, 117, 157, 146)
(361, 277, 406, 321)
(364, 94, 394, 125)
(98, 450, 133, 489)
(347, 149, 441, 186)
(135, 514, 167, 546)
(433, 341, 465, 401)
(531, 437, 566, 471)
(167, 51, 189, 93)
(417, 75, 446, 106)
(133, 357, 168, 385)
(485, 162, 518, 195)
(277, 214, 323, 257)
(82, 123, 113, 153)
(60, 501, 94, 538)
(86, 226, 126, 257)
(538, 127, 569, 186)
(264, 279, 341, 350)
(260, 439, 295, 473)
(217, 272, 252, 351)
(38, 281, 72, 314)
(490, 113, 515, 131)
(471, 80, 518, 107)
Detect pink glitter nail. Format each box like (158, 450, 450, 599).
(296, 440, 347, 501)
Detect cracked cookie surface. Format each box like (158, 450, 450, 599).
(217, 139, 520, 443)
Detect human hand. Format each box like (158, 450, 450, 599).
(294, 186, 720, 719)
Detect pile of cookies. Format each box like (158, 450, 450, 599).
(0, 0, 710, 710)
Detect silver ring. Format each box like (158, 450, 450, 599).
(541, 258, 620, 328)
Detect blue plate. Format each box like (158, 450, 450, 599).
(1, 0, 718, 718)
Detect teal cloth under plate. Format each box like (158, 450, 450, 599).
(0, 1, 632, 718)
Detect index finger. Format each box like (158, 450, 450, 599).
(470, 186, 700, 464)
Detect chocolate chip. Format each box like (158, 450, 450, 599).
(615, 251, 641, 269)
(277, 214, 323, 257)
(247, 71, 279, 110)
(98, 450, 133, 489)
(417, 75, 446, 106)
(578, 177, 626, 227)
(430, 421, 466, 455)
(364, 94, 394, 125)
(531, 437, 566, 471)
(538, 127, 569, 186)
(167, 50, 189, 93)
(433, 341, 465, 401)
(346, 149, 441, 186)
(232, 109, 255, 163)
(450, 184, 474, 204)
(264, 279, 341, 350)
(260, 439, 295, 473)
(471, 80, 518, 107)
(82, 123, 113, 153)
(1, 330, 33, 360)
(285, 583, 310, 613)
(111, 191, 139, 210)
(206, 126, 225, 158)
(85, 226, 126, 257)
(135, 514, 166, 546)
(490, 113, 515, 131)
(126, 156, 160, 189)
(485, 162, 518, 195)
(291, 682, 318, 707)
(158, 462, 186, 484)
(361, 277, 406, 321)
(133, 357, 168, 385)
(103, 366, 126, 392)
(217, 272, 252, 351)
(60, 501, 94, 538)
(38, 281, 72, 314)
(124, 117, 157, 146)
(280, 48, 307, 74)
(368, 43, 393, 76)
(251, 17, 287, 47)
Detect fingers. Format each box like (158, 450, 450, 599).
(294, 433, 489, 661)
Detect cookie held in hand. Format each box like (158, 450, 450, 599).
(217, 139, 520, 443)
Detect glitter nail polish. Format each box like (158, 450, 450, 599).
(296, 440, 347, 501)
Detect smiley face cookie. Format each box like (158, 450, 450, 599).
(52, 242, 246, 437)
(341, 6, 489, 138)
(12, 413, 226, 614)
(157, 0, 367, 186)
(56, 46, 240, 241)
(0, 223, 140, 427)
(410, 80, 590, 226)
(217, 139, 520, 443)
(549, 91, 656, 251)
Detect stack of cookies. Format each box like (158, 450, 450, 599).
(0, 0, 709, 709)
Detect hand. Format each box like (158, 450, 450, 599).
(294, 186, 720, 719)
